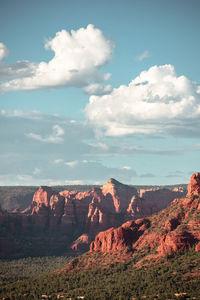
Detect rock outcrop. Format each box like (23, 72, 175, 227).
(90, 219, 150, 253)
(101, 178, 138, 213)
(187, 172, 200, 197)
(31, 186, 54, 215)
(90, 173, 200, 260)
(71, 233, 90, 252)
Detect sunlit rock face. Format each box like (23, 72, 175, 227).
(90, 173, 200, 259)
(187, 172, 200, 197)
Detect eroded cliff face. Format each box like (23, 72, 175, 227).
(31, 186, 53, 215)
(0, 178, 186, 258)
(101, 178, 138, 213)
(187, 172, 200, 197)
(90, 173, 200, 261)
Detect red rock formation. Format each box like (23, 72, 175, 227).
(0, 177, 188, 258)
(90, 219, 150, 253)
(49, 194, 65, 217)
(139, 188, 185, 213)
(31, 186, 53, 215)
(61, 198, 76, 228)
(187, 172, 200, 197)
(59, 190, 77, 198)
(90, 225, 132, 253)
(157, 231, 196, 255)
(90, 173, 200, 259)
(101, 178, 138, 213)
(71, 234, 90, 252)
(126, 195, 150, 219)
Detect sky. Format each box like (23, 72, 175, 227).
(0, 0, 200, 186)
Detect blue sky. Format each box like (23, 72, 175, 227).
(0, 0, 200, 186)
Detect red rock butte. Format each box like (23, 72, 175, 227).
(90, 173, 200, 260)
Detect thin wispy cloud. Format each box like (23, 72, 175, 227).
(136, 50, 150, 61)
(26, 125, 64, 144)
(0, 110, 140, 185)
(65, 160, 79, 167)
(140, 173, 155, 178)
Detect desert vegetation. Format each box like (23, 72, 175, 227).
(0, 248, 200, 299)
(0, 256, 71, 286)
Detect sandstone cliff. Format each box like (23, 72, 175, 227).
(90, 173, 200, 262)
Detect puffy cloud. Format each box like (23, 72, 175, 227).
(84, 83, 113, 95)
(26, 125, 64, 143)
(0, 25, 114, 92)
(136, 50, 150, 61)
(0, 43, 9, 60)
(85, 64, 200, 137)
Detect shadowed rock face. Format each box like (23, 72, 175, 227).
(90, 173, 200, 258)
(0, 178, 186, 258)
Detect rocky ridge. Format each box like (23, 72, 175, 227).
(89, 173, 200, 263)
(0, 178, 186, 258)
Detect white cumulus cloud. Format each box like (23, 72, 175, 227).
(85, 64, 200, 137)
(0, 25, 114, 93)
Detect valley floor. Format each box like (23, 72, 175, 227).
(1, 248, 200, 300)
